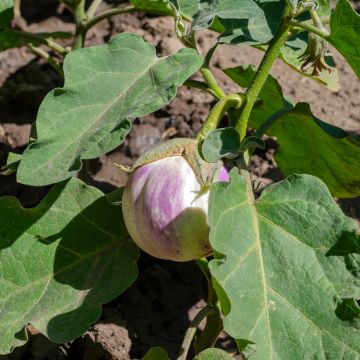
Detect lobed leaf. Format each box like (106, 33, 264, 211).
(17, 33, 203, 186)
(209, 170, 360, 359)
(0, 178, 139, 354)
(224, 65, 360, 198)
(327, 0, 360, 78)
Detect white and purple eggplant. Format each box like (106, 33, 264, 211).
(122, 139, 229, 262)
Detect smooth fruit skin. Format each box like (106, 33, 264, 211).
(122, 156, 229, 261)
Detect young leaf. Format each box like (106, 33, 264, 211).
(0, 178, 139, 354)
(202, 127, 241, 163)
(142, 347, 169, 360)
(193, 348, 234, 359)
(17, 33, 203, 186)
(224, 65, 360, 198)
(328, 0, 360, 78)
(0, 0, 13, 28)
(209, 170, 360, 359)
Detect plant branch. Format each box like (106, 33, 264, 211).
(11, 30, 68, 56)
(196, 93, 245, 142)
(72, 0, 87, 50)
(289, 19, 329, 39)
(85, 5, 136, 31)
(27, 45, 64, 77)
(86, 0, 103, 18)
(178, 306, 216, 360)
(183, 79, 220, 99)
(200, 68, 226, 100)
(235, 16, 291, 141)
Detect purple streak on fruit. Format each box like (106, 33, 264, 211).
(122, 156, 229, 261)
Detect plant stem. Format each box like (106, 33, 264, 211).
(178, 306, 215, 360)
(11, 30, 68, 56)
(86, 0, 103, 18)
(289, 19, 329, 39)
(27, 45, 64, 77)
(85, 5, 136, 31)
(196, 94, 245, 141)
(183, 80, 220, 99)
(14, 0, 21, 17)
(72, 0, 87, 50)
(200, 68, 226, 100)
(235, 17, 291, 141)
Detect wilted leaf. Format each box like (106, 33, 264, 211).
(17, 33, 203, 186)
(0, 178, 139, 354)
(209, 170, 360, 359)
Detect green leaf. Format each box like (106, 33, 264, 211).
(240, 136, 265, 152)
(130, 0, 200, 18)
(224, 65, 360, 198)
(0, 30, 71, 51)
(142, 347, 169, 360)
(193, 348, 234, 359)
(17, 33, 203, 186)
(0, 152, 22, 176)
(192, 0, 284, 46)
(328, 0, 360, 78)
(0, 0, 13, 29)
(0, 178, 139, 354)
(209, 170, 360, 359)
(202, 127, 241, 163)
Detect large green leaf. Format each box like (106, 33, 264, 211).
(327, 0, 360, 78)
(209, 170, 360, 359)
(0, 0, 13, 29)
(0, 178, 139, 354)
(17, 33, 203, 186)
(224, 65, 360, 198)
(192, 0, 283, 46)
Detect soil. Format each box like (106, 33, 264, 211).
(0, 1, 359, 359)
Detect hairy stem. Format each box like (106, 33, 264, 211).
(72, 0, 87, 50)
(178, 306, 215, 360)
(86, 0, 103, 18)
(11, 30, 68, 56)
(183, 80, 220, 99)
(289, 19, 329, 39)
(27, 45, 64, 77)
(200, 68, 226, 100)
(196, 94, 245, 142)
(236, 17, 291, 140)
(85, 5, 136, 31)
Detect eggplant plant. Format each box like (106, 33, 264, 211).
(0, 0, 360, 359)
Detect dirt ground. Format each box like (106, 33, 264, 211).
(0, 1, 359, 359)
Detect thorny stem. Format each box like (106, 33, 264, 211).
(27, 45, 64, 77)
(86, 0, 103, 19)
(235, 16, 291, 141)
(196, 94, 245, 142)
(178, 306, 216, 360)
(85, 5, 137, 31)
(11, 30, 68, 56)
(72, 0, 87, 50)
(200, 68, 226, 100)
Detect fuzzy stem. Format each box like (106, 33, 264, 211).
(72, 0, 87, 50)
(289, 19, 329, 39)
(200, 68, 226, 100)
(86, 0, 103, 18)
(178, 306, 215, 360)
(85, 5, 136, 31)
(196, 94, 245, 142)
(235, 17, 291, 140)
(27, 45, 64, 77)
